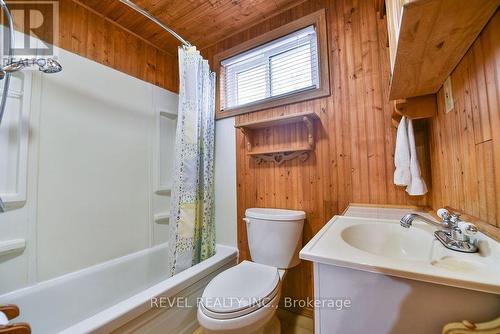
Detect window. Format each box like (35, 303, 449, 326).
(222, 26, 319, 109)
(215, 10, 329, 119)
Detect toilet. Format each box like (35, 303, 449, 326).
(197, 208, 305, 334)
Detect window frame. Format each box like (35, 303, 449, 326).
(214, 9, 330, 119)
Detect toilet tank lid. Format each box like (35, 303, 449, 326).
(245, 208, 306, 221)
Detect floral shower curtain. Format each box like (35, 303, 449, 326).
(168, 46, 216, 275)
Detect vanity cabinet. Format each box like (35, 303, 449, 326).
(312, 263, 499, 334)
(385, 0, 498, 100)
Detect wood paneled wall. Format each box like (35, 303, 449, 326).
(429, 11, 500, 228)
(203, 0, 432, 315)
(38, 0, 178, 92)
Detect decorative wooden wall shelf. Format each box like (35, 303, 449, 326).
(387, 0, 498, 100)
(235, 111, 320, 165)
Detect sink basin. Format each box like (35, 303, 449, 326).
(341, 222, 434, 261)
(299, 215, 500, 294)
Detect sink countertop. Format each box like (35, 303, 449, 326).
(300, 215, 500, 295)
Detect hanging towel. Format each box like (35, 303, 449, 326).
(406, 119, 428, 196)
(394, 116, 411, 186)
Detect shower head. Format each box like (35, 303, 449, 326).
(0, 57, 62, 79)
(37, 58, 62, 73)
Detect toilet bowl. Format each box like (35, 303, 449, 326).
(197, 208, 305, 334)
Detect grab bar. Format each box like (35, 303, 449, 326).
(0, 240, 25, 257)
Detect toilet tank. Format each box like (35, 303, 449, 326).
(245, 208, 305, 269)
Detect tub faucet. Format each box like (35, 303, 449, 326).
(400, 209, 478, 253)
(0, 197, 5, 212)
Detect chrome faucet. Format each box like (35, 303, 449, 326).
(400, 209, 478, 253)
(400, 213, 451, 229)
(0, 197, 5, 212)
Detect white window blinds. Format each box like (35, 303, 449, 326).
(221, 25, 319, 110)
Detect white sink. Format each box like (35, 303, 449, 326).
(300, 215, 500, 294)
(341, 222, 434, 261)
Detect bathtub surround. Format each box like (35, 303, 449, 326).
(214, 117, 238, 248)
(0, 46, 178, 293)
(169, 46, 216, 274)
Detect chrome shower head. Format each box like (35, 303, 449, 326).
(37, 58, 62, 73)
(0, 57, 62, 79)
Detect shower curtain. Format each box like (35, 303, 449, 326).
(168, 46, 216, 275)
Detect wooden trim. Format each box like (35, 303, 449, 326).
(71, 0, 175, 57)
(214, 9, 330, 119)
(490, 12, 500, 230)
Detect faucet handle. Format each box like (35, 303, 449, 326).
(437, 208, 451, 220)
(436, 208, 452, 227)
(449, 213, 463, 228)
(463, 223, 478, 237)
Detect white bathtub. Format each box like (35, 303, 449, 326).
(0, 244, 238, 334)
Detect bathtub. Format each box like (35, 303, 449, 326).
(0, 244, 238, 333)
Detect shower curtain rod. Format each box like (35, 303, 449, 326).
(119, 0, 192, 48)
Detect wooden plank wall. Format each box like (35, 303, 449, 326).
(202, 0, 432, 315)
(41, 0, 178, 92)
(429, 11, 500, 228)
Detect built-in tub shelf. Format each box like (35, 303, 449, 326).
(235, 111, 320, 165)
(154, 213, 170, 224)
(0, 239, 26, 257)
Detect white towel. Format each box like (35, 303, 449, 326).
(406, 119, 428, 196)
(394, 116, 411, 186)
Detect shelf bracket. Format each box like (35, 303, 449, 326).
(239, 128, 252, 151)
(303, 116, 314, 148)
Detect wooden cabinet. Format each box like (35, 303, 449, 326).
(385, 0, 499, 100)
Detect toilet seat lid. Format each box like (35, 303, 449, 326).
(201, 261, 280, 313)
(245, 208, 306, 221)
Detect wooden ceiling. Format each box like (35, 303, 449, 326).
(77, 0, 307, 56)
